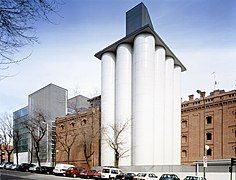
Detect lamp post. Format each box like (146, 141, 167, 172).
(197, 90, 207, 179)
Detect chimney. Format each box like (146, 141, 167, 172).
(200, 91, 206, 98)
(188, 95, 194, 101)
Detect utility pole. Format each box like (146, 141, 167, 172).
(197, 90, 207, 179)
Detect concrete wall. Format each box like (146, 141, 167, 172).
(13, 152, 28, 164)
(28, 83, 67, 165)
(120, 165, 236, 180)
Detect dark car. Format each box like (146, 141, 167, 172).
(35, 166, 54, 174)
(159, 174, 180, 180)
(183, 176, 206, 180)
(125, 173, 136, 180)
(18, 163, 35, 172)
(116, 173, 125, 180)
(65, 166, 84, 178)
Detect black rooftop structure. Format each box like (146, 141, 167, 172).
(95, 3, 186, 72)
(126, 2, 154, 35)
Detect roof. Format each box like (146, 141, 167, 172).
(94, 25, 186, 72)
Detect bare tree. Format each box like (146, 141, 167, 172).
(103, 120, 130, 167)
(0, 113, 15, 162)
(13, 128, 21, 165)
(79, 108, 100, 169)
(0, 0, 61, 79)
(25, 110, 48, 167)
(56, 119, 80, 164)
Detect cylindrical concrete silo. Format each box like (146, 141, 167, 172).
(115, 43, 132, 166)
(173, 65, 182, 165)
(132, 33, 155, 165)
(164, 57, 174, 165)
(154, 46, 166, 165)
(101, 52, 115, 166)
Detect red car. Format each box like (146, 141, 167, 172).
(80, 169, 101, 179)
(65, 166, 84, 177)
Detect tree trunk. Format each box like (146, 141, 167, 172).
(35, 142, 41, 167)
(7, 151, 11, 163)
(16, 148, 19, 165)
(115, 153, 119, 168)
(67, 148, 70, 164)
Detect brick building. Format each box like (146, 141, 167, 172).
(55, 106, 101, 169)
(181, 89, 236, 164)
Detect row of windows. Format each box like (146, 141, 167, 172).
(60, 119, 87, 129)
(182, 148, 213, 158)
(182, 116, 213, 128)
(182, 132, 213, 143)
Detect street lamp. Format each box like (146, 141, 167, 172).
(196, 90, 207, 179)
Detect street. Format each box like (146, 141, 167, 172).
(0, 169, 83, 180)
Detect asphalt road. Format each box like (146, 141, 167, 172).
(0, 169, 83, 180)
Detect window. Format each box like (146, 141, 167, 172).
(111, 170, 118, 174)
(182, 120, 187, 128)
(182, 150, 187, 157)
(182, 136, 187, 143)
(60, 124, 64, 129)
(81, 119, 87, 125)
(206, 116, 212, 124)
(207, 148, 212, 156)
(70, 121, 75, 127)
(206, 132, 212, 140)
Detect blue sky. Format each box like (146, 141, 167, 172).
(0, 0, 236, 114)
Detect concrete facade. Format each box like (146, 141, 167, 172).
(181, 89, 236, 164)
(95, 3, 186, 166)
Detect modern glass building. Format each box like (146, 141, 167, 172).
(13, 106, 29, 163)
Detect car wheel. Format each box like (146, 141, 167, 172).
(73, 174, 77, 178)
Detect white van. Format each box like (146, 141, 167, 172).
(53, 163, 74, 176)
(100, 167, 123, 179)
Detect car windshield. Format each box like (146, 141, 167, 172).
(102, 169, 110, 173)
(137, 173, 146, 177)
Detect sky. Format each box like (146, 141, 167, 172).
(0, 0, 236, 114)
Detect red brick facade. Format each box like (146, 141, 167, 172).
(181, 89, 236, 164)
(55, 107, 101, 169)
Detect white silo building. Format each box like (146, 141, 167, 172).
(95, 3, 186, 166)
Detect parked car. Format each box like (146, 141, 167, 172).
(124, 173, 137, 180)
(87, 169, 101, 179)
(159, 174, 180, 180)
(80, 170, 90, 179)
(116, 173, 125, 180)
(29, 164, 38, 173)
(11, 164, 20, 170)
(183, 176, 206, 180)
(5, 162, 13, 169)
(35, 166, 54, 174)
(65, 166, 84, 178)
(0, 162, 6, 169)
(100, 167, 123, 179)
(53, 163, 74, 176)
(134, 172, 158, 180)
(18, 163, 35, 172)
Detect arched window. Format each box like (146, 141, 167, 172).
(206, 132, 212, 140)
(207, 148, 212, 156)
(81, 119, 87, 125)
(182, 150, 187, 158)
(60, 124, 64, 129)
(70, 121, 75, 127)
(182, 136, 187, 143)
(182, 120, 187, 128)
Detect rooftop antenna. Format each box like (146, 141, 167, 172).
(211, 72, 217, 90)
